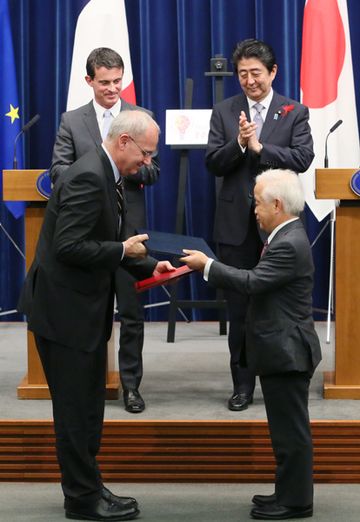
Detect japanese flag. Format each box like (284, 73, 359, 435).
(300, 0, 360, 221)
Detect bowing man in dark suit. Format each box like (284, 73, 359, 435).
(50, 47, 159, 413)
(206, 39, 314, 412)
(18, 110, 174, 522)
(181, 169, 321, 520)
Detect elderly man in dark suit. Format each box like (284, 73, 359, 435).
(181, 169, 321, 520)
(206, 39, 314, 412)
(50, 47, 158, 413)
(18, 110, 173, 521)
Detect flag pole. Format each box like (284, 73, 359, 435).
(326, 209, 335, 343)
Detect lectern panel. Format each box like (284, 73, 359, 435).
(335, 207, 360, 384)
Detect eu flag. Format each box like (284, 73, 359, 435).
(0, 0, 25, 219)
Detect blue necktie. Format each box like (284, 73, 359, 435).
(101, 109, 112, 139)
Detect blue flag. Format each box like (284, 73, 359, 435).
(0, 0, 25, 219)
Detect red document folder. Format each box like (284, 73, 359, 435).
(134, 265, 193, 293)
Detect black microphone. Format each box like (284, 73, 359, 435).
(324, 119, 343, 168)
(13, 114, 40, 169)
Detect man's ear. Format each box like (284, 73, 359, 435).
(85, 75, 93, 86)
(274, 198, 282, 213)
(117, 134, 128, 151)
(270, 64, 278, 81)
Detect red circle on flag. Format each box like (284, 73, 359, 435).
(300, 0, 346, 109)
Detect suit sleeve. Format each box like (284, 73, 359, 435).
(50, 113, 76, 184)
(53, 171, 124, 271)
(208, 241, 297, 295)
(260, 105, 314, 173)
(205, 106, 247, 177)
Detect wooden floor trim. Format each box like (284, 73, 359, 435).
(1, 420, 360, 482)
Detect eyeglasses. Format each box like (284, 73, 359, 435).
(128, 135, 157, 158)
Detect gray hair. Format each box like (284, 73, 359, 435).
(255, 169, 305, 216)
(107, 110, 160, 140)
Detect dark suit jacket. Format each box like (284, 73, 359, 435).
(207, 220, 322, 376)
(205, 91, 314, 246)
(50, 99, 159, 230)
(18, 146, 156, 352)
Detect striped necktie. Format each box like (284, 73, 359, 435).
(253, 103, 264, 139)
(115, 177, 124, 218)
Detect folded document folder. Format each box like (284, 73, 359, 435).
(134, 265, 193, 293)
(137, 229, 217, 259)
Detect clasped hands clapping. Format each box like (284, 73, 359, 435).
(238, 110, 262, 154)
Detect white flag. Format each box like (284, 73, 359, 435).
(67, 0, 136, 110)
(300, 0, 360, 222)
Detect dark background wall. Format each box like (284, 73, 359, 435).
(2, 0, 360, 321)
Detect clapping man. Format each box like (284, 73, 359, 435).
(206, 39, 314, 411)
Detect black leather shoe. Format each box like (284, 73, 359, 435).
(123, 389, 145, 413)
(250, 503, 313, 520)
(64, 489, 137, 511)
(65, 496, 139, 521)
(228, 393, 253, 411)
(252, 493, 277, 506)
(102, 486, 138, 508)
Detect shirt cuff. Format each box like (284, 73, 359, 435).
(203, 258, 214, 281)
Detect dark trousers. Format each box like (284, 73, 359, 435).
(115, 266, 144, 391)
(35, 334, 107, 501)
(219, 211, 263, 395)
(260, 371, 313, 507)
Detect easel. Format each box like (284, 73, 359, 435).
(166, 72, 230, 342)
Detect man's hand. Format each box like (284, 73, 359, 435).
(247, 132, 263, 154)
(238, 110, 256, 148)
(238, 110, 263, 154)
(180, 249, 209, 271)
(152, 260, 176, 276)
(123, 234, 148, 258)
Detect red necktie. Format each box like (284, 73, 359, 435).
(260, 240, 268, 257)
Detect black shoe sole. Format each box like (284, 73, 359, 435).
(250, 507, 313, 519)
(125, 406, 145, 414)
(66, 507, 140, 521)
(228, 403, 249, 411)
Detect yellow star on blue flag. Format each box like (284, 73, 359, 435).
(1, 0, 25, 219)
(5, 103, 20, 124)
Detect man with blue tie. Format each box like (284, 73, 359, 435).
(50, 48, 159, 413)
(206, 39, 314, 412)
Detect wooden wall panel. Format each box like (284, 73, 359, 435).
(1, 420, 360, 483)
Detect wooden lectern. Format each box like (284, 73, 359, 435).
(3, 169, 119, 399)
(316, 168, 360, 399)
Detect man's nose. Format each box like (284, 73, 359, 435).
(107, 82, 119, 90)
(143, 155, 152, 166)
